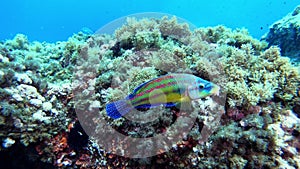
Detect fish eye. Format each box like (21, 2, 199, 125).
(199, 84, 205, 89)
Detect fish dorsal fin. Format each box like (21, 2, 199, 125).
(132, 77, 159, 94)
(132, 74, 176, 94)
(132, 81, 149, 93)
(127, 79, 152, 99)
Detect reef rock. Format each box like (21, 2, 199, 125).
(262, 5, 300, 61)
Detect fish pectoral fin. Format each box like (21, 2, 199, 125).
(179, 96, 191, 103)
(175, 100, 193, 112)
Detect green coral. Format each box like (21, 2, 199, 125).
(4, 34, 29, 50)
(0, 33, 86, 148)
(115, 16, 192, 51)
(219, 45, 299, 107)
(229, 155, 248, 169)
(115, 17, 162, 50)
(196, 26, 268, 53)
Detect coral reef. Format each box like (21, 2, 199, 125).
(0, 32, 94, 168)
(262, 5, 300, 62)
(219, 45, 298, 107)
(0, 14, 299, 169)
(0, 32, 91, 145)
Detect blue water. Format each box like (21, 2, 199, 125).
(0, 0, 299, 42)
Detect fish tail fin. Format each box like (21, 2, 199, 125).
(105, 99, 133, 119)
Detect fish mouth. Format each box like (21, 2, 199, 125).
(211, 84, 220, 96)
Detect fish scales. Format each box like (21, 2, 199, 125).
(130, 75, 188, 106)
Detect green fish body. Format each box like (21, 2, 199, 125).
(106, 73, 219, 119)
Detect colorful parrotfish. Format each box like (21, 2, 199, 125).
(106, 73, 220, 119)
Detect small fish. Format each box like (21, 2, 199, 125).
(106, 73, 220, 119)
